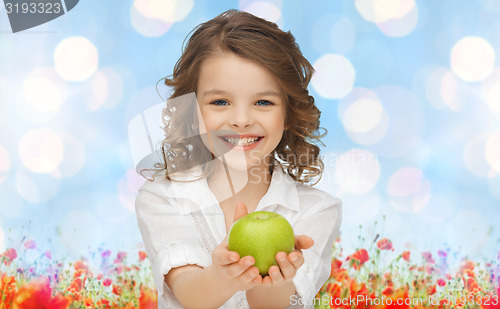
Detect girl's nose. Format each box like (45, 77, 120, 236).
(230, 106, 253, 128)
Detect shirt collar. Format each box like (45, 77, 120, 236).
(256, 167, 300, 212)
(164, 166, 300, 214)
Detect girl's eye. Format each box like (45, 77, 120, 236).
(256, 100, 274, 106)
(210, 99, 229, 106)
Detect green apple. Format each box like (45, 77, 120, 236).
(228, 211, 295, 276)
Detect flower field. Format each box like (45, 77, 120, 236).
(316, 235, 500, 309)
(0, 240, 157, 309)
(1, 234, 499, 308)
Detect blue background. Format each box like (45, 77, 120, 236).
(0, 0, 499, 263)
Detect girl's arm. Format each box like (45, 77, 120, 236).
(164, 265, 234, 308)
(164, 251, 261, 309)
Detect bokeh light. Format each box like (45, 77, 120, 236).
(481, 67, 500, 120)
(242, 1, 283, 28)
(450, 36, 495, 82)
(18, 128, 64, 174)
(1, 0, 500, 265)
(338, 88, 389, 145)
(22, 70, 65, 113)
(133, 0, 193, 24)
(86, 67, 124, 111)
(17, 67, 67, 124)
(311, 54, 355, 99)
(376, 3, 419, 37)
(334, 149, 380, 194)
(387, 167, 431, 213)
(463, 133, 495, 178)
(422, 66, 465, 111)
(130, 2, 172, 37)
(54, 36, 99, 82)
(355, 0, 415, 23)
(0, 144, 10, 184)
(366, 85, 423, 157)
(485, 130, 500, 173)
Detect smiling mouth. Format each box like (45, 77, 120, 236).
(219, 136, 263, 147)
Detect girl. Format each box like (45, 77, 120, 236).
(135, 9, 342, 309)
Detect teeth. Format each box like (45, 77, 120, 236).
(223, 137, 260, 146)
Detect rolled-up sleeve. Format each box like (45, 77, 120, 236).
(290, 194, 342, 308)
(135, 179, 212, 295)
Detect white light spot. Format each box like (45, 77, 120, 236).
(355, 0, 415, 23)
(342, 98, 384, 133)
(376, 4, 419, 37)
(334, 149, 380, 194)
(54, 37, 99, 82)
(463, 133, 495, 178)
(485, 131, 500, 173)
(338, 88, 389, 145)
(134, 0, 193, 23)
(0, 145, 10, 184)
(23, 76, 63, 112)
(311, 54, 355, 99)
(481, 68, 500, 120)
(19, 128, 64, 174)
(130, 3, 172, 37)
(17, 67, 68, 124)
(243, 2, 283, 27)
(451, 37, 495, 82)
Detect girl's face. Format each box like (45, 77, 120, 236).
(196, 51, 287, 172)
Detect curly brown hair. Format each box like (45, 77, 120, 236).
(153, 9, 326, 185)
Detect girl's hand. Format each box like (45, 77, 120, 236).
(208, 203, 263, 292)
(261, 235, 314, 288)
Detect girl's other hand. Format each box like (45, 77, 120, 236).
(261, 235, 314, 288)
(208, 203, 263, 292)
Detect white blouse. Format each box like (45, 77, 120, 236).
(135, 167, 342, 309)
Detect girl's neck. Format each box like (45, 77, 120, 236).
(207, 161, 272, 212)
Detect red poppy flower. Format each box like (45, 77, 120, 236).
(12, 278, 70, 309)
(2, 248, 17, 266)
(402, 251, 410, 262)
(139, 286, 158, 309)
(349, 249, 369, 270)
(377, 238, 393, 250)
(139, 251, 147, 262)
